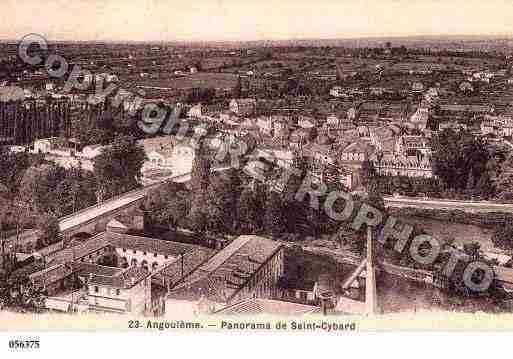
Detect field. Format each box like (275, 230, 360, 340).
(134, 72, 239, 90)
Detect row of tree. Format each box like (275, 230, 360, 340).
(0, 98, 72, 145)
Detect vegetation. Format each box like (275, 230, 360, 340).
(93, 134, 146, 201)
(431, 129, 489, 193)
(492, 222, 513, 250)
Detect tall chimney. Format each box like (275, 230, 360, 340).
(365, 226, 379, 315)
(321, 298, 328, 316)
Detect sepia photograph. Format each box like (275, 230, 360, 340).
(2, 1, 513, 352)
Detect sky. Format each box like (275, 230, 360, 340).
(2, 0, 513, 42)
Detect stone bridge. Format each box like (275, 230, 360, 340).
(59, 170, 199, 240)
(5, 167, 230, 254)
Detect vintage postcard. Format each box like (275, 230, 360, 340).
(2, 0, 513, 346)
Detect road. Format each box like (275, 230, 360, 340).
(384, 196, 513, 213)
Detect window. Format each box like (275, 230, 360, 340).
(133, 250, 136, 254)
(116, 289, 120, 296)
(122, 248, 126, 252)
(143, 252, 147, 256)
(94, 286, 99, 293)
(154, 253, 157, 257)
(164, 255, 169, 260)
(89, 255, 92, 259)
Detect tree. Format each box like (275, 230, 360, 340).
(431, 129, 488, 191)
(263, 190, 285, 237)
(360, 159, 376, 188)
(93, 135, 146, 200)
(365, 179, 385, 211)
(19, 164, 63, 212)
(73, 102, 117, 146)
(492, 222, 513, 250)
(37, 213, 60, 247)
(233, 76, 242, 98)
(190, 144, 211, 193)
(237, 185, 262, 233)
(466, 171, 475, 197)
(19, 163, 96, 216)
(463, 242, 481, 258)
(144, 183, 189, 229)
(0, 277, 45, 312)
(495, 154, 513, 200)
(187, 192, 208, 233)
(0, 149, 30, 195)
(50, 164, 97, 216)
(475, 173, 492, 199)
(205, 172, 239, 234)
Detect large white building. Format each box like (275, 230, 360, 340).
(166, 235, 284, 315)
(229, 98, 257, 117)
(28, 231, 214, 316)
(139, 136, 195, 175)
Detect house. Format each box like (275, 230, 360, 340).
(459, 81, 474, 93)
(480, 116, 513, 138)
(32, 137, 74, 157)
(438, 104, 493, 116)
(409, 106, 429, 130)
(170, 143, 195, 175)
(187, 104, 202, 118)
(411, 81, 424, 93)
(256, 116, 273, 136)
(254, 148, 294, 169)
(26, 231, 214, 315)
(229, 98, 257, 117)
(326, 115, 341, 126)
(290, 128, 312, 150)
(8, 145, 26, 153)
(438, 121, 468, 132)
(33, 138, 58, 154)
(340, 141, 374, 163)
(369, 126, 396, 152)
(395, 135, 431, 155)
(80, 144, 108, 159)
(330, 86, 345, 98)
(373, 153, 434, 178)
(272, 116, 291, 141)
(297, 117, 316, 129)
(277, 277, 317, 304)
(86, 266, 152, 315)
(425, 87, 439, 100)
(139, 136, 195, 174)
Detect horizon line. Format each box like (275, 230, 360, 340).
(2, 33, 513, 45)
